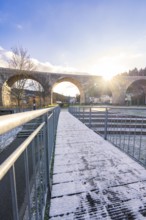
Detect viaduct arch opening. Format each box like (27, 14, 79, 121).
(51, 77, 85, 104)
(2, 74, 45, 108)
(88, 80, 113, 104)
(125, 79, 146, 105)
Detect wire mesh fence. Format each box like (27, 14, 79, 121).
(69, 106, 146, 167)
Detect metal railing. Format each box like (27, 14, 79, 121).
(69, 106, 146, 167)
(0, 107, 60, 220)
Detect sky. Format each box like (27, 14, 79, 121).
(1, 0, 146, 95)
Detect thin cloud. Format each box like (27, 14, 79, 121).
(0, 48, 8, 67)
(0, 46, 4, 50)
(0, 47, 145, 78)
(0, 48, 78, 74)
(31, 58, 78, 73)
(83, 51, 146, 77)
(16, 24, 23, 30)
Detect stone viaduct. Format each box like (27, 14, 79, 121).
(0, 67, 146, 106)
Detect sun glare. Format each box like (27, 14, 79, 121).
(90, 53, 128, 81)
(102, 73, 113, 81)
(99, 64, 121, 81)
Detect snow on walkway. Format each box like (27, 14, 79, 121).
(49, 111, 146, 220)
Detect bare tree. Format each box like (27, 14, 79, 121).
(26, 79, 44, 107)
(8, 46, 35, 109)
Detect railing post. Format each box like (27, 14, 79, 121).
(32, 139, 39, 220)
(44, 113, 51, 195)
(104, 107, 108, 140)
(52, 109, 55, 138)
(79, 106, 80, 120)
(89, 107, 91, 128)
(24, 149, 31, 220)
(83, 107, 85, 123)
(9, 166, 19, 220)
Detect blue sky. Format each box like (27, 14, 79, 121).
(1, 0, 146, 80)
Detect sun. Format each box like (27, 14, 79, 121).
(102, 73, 114, 81)
(100, 64, 120, 80)
(91, 54, 127, 81)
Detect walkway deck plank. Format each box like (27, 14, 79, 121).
(49, 112, 146, 220)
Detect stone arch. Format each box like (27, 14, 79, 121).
(51, 77, 85, 104)
(109, 76, 146, 105)
(125, 76, 146, 91)
(2, 74, 45, 106)
(125, 79, 146, 105)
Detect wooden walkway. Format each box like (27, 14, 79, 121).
(49, 111, 146, 220)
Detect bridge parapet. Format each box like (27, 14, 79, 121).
(0, 106, 60, 220)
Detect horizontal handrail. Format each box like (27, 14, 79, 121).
(0, 122, 45, 180)
(70, 106, 146, 110)
(0, 107, 54, 135)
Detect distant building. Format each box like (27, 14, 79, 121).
(89, 95, 112, 104)
(100, 95, 112, 104)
